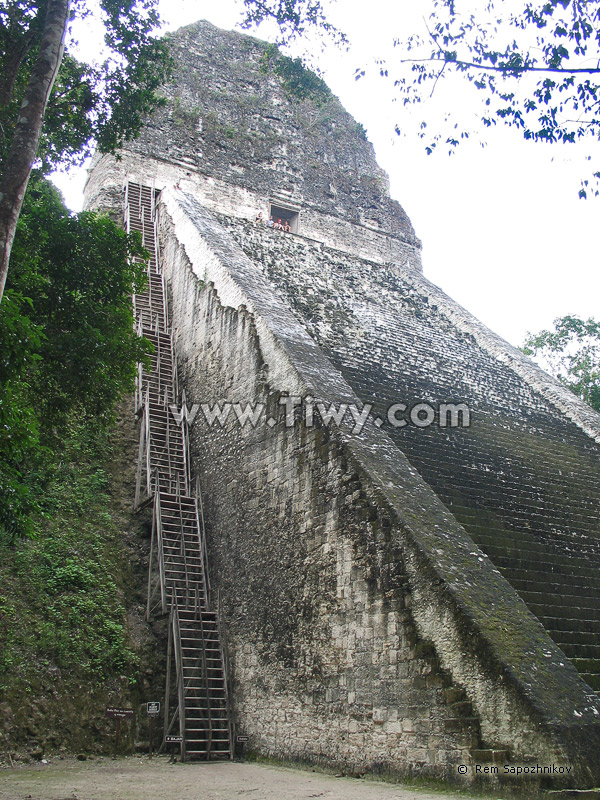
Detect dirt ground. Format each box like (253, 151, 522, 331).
(0, 757, 493, 800)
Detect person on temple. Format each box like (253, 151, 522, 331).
(267, 216, 274, 228)
(254, 211, 264, 226)
(284, 220, 291, 233)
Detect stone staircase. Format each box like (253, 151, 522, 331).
(470, 527, 600, 692)
(125, 181, 233, 760)
(412, 630, 509, 770)
(220, 216, 600, 699)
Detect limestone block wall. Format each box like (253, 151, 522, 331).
(83, 20, 423, 270)
(218, 216, 600, 696)
(80, 15, 600, 787)
(152, 188, 600, 787)
(157, 209, 481, 780)
(146, 21, 415, 237)
(84, 151, 420, 269)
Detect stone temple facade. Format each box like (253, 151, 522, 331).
(85, 20, 600, 789)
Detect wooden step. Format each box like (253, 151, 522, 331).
(128, 182, 232, 763)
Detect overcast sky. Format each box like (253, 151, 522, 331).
(52, 0, 600, 349)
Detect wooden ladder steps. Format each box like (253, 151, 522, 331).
(128, 181, 232, 761)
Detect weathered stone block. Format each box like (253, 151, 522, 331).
(83, 17, 600, 788)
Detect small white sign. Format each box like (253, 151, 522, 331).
(146, 701, 160, 716)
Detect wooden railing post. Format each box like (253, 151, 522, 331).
(156, 491, 167, 615)
(134, 402, 146, 510)
(163, 606, 173, 745)
(146, 507, 156, 621)
(194, 479, 211, 606)
(172, 609, 187, 761)
(217, 589, 234, 759)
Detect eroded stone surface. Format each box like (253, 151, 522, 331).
(84, 21, 421, 270)
(84, 18, 600, 789)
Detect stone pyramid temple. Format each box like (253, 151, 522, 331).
(85, 20, 600, 789)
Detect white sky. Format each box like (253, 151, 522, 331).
(52, 0, 600, 348)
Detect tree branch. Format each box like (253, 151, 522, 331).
(399, 55, 600, 76)
(0, 22, 41, 108)
(430, 61, 447, 98)
(0, 0, 70, 303)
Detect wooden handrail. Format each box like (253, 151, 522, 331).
(195, 477, 212, 604)
(176, 488, 190, 609)
(172, 608, 187, 760)
(134, 400, 146, 510)
(161, 273, 168, 330)
(166, 386, 173, 485)
(180, 389, 190, 496)
(156, 491, 167, 615)
(145, 388, 152, 497)
(145, 505, 156, 622)
(135, 360, 143, 415)
(198, 609, 212, 757)
(217, 589, 234, 759)
(162, 606, 174, 750)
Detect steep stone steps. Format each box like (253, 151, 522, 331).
(526, 602, 600, 623)
(556, 643, 600, 659)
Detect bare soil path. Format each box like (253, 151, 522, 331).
(0, 757, 493, 800)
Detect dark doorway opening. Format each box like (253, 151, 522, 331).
(269, 203, 300, 233)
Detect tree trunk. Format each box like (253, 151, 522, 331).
(0, 0, 70, 303)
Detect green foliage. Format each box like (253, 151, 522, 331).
(393, 1, 600, 195)
(11, 178, 150, 419)
(91, 0, 173, 157)
(0, 177, 151, 539)
(260, 43, 331, 105)
(355, 122, 368, 141)
(522, 315, 600, 411)
(242, 0, 600, 195)
(0, 419, 139, 690)
(171, 97, 201, 127)
(242, 0, 346, 46)
(0, 289, 47, 538)
(0, 0, 173, 174)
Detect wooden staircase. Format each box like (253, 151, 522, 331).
(125, 181, 233, 761)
